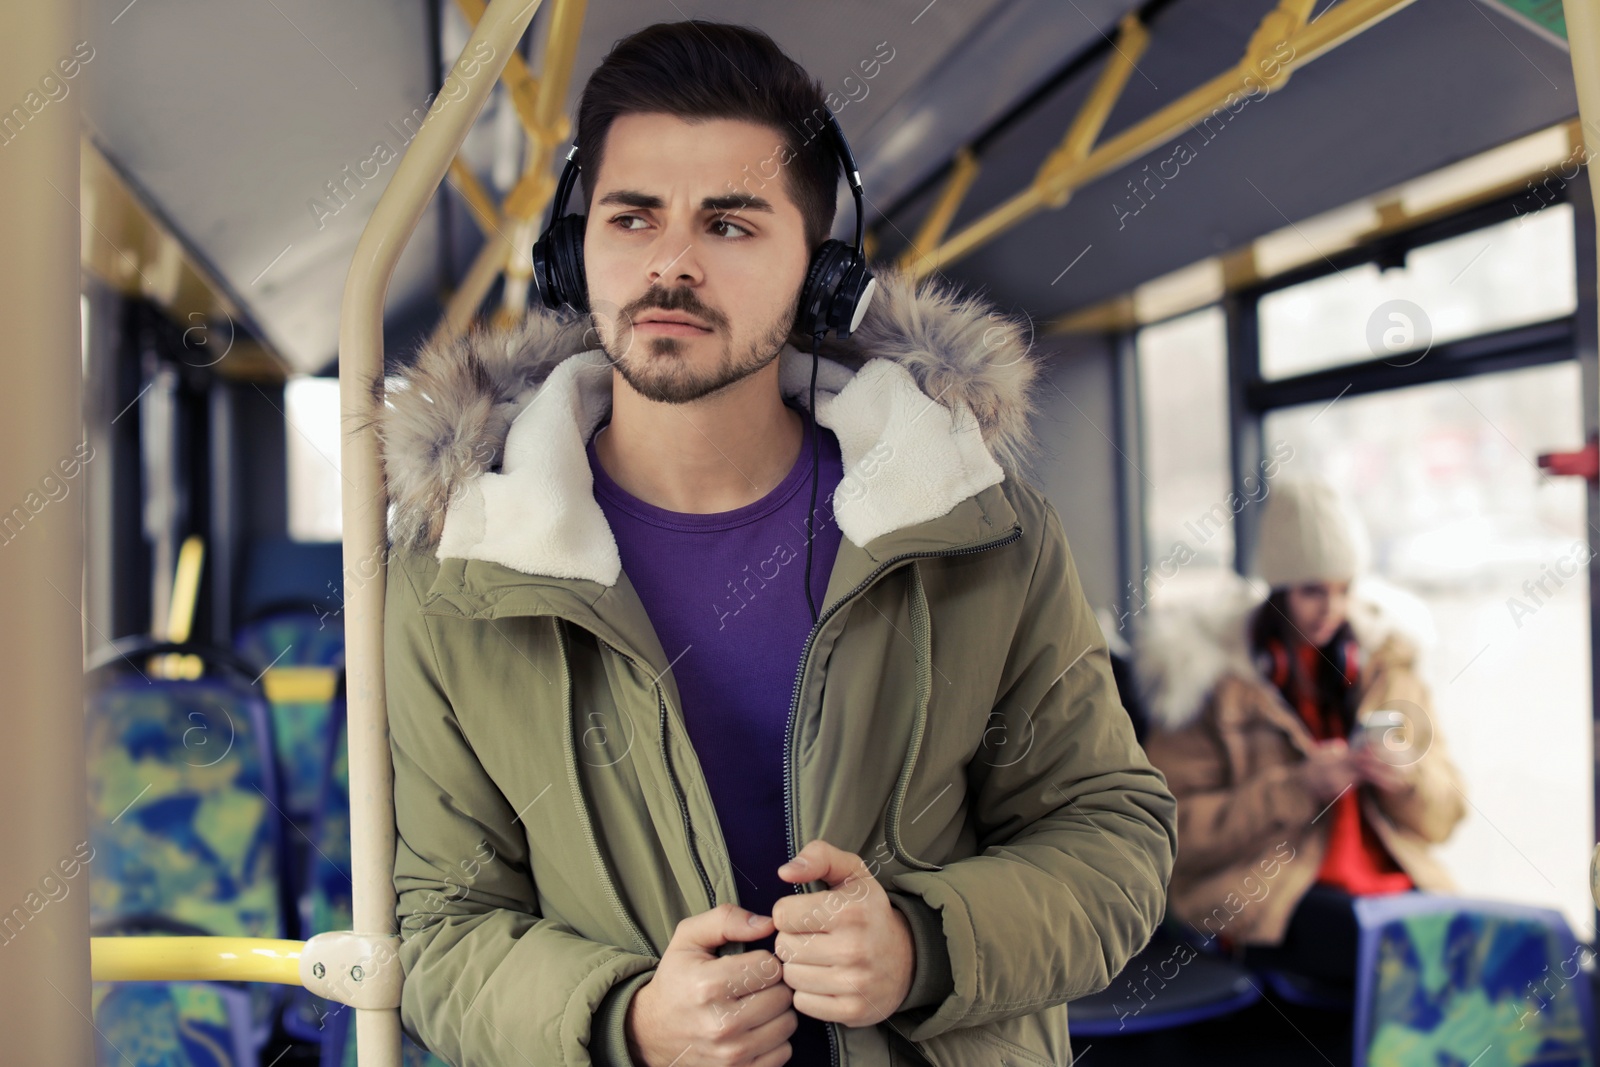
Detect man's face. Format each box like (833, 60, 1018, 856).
(583, 112, 812, 405)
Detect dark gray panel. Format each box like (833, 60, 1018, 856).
(1027, 336, 1123, 614)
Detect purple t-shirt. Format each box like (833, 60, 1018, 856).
(587, 399, 842, 1065)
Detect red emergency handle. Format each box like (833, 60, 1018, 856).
(1537, 433, 1598, 486)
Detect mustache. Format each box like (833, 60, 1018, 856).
(620, 286, 728, 330)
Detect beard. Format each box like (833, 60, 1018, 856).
(597, 285, 795, 405)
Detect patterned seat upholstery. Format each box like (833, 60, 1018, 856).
(87, 654, 290, 1067)
(1353, 894, 1595, 1067)
(92, 982, 254, 1067)
(284, 701, 449, 1067)
(235, 609, 346, 823)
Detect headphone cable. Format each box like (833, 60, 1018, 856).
(804, 335, 823, 627)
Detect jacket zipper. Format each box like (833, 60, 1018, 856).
(657, 686, 719, 913)
(553, 621, 656, 958)
(782, 522, 1024, 1067)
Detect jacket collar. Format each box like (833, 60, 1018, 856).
(379, 271, 1043, 589)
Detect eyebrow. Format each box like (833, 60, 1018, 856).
(595, 189, 775, 214)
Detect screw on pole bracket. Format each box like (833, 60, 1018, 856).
(299, 931, 402, 1009)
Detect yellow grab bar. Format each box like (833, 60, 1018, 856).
(90, 937, 305, 986)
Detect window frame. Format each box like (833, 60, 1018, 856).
(1227, 183, 1582, 576)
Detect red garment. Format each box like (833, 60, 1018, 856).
(1279, 640, 1413, 896)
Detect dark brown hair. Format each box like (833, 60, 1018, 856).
(1250, 588, 1361, 735)
(574, 20, 840, 251)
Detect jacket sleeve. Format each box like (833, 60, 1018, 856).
(886, 498, 1179, 1041)
(386, 555, 658, 1067)
(1360, 657, 1467, 845)
(1141, 690, 1324, 877)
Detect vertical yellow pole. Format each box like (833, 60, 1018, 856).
(0, 2, 91, 1061)
(1566, 2, 1600, 297)
(338, 1, 542, 1063)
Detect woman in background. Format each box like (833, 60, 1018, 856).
(1138, 477, 1466, 986)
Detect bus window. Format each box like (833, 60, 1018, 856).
(1135, 304, 1234, 602)
(1265, 360, 1591, 936)
(285, 376, 343, 543)
(1260, 203, 1578, 380)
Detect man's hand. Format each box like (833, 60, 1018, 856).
(772, 839, 915, 1027)
(625, 903, 797, 1067)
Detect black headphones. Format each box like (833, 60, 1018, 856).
(532, 109, 876, 335)
(533, 109, 877, 627)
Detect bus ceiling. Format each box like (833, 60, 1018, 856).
(79, 0, 1580, 376)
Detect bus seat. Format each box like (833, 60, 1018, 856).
(1351, 894, 1594, 1067)
(1067, 924, 1261, 1036)
(235, 606, 346, 825)
(93, 980, 255, 1067)
(280, 694, 446, 1066)
(86, 641, 294, 1066)
(1259, 966, 1354, 1010)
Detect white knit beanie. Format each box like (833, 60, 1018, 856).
(1252, 477, 1370, 587)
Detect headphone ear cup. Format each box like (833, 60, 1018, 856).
(553, 214, 589, 313)
(531, 228, 560, 311)
(533, 214, 588, 312)
(795, 239, 852, 338)
(832, 259, 877, 337)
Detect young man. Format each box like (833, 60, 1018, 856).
(381, 20, 1176, 1067)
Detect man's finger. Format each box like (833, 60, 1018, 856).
(778, 958, 857, 996)
(710, 949, 788, 999)
(669, 902, 775, 956)
(772, 884, 878, 942)
(724, 979, 796, 1031)
(778, 838, 866, 889)
(791, 988, 876, 1026)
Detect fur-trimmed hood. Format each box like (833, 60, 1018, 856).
(377, 271, 1043, 585)
(1131, 570, 1440, 732)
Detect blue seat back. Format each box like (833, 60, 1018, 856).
(1353, 894, 1595, 1067)
(92, 981, 255, 1067)
(86, 648, 291, 1067)
(86, 670, 286, 938)
(235, 608, 346, 821)
(292, 700, 447, 1066)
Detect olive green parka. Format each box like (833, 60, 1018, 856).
(376, 272, 1178, 1067)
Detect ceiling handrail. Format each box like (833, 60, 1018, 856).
(899, 0, 1417, 280)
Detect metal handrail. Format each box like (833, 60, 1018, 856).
(337, 1, 544, 1062)
(899, 0, 1420, 279)
(91, 937, 305, 986)
(87, 5, 549, 1067)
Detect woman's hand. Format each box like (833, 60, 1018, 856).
(1352, 745, 1415, 795)
(1301, 739, 1361, 803)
